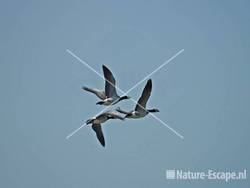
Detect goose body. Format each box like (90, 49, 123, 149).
(116, 79, 159, 119)
(86, 111, 124, 147)
(83, 65, 130, 106)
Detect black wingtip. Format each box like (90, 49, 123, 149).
(148, 79, 152, 84)
(102, 64, 108, 71)
(146, 79, 152, 88)
(102, 64, 112, 74)
(99, 139, 105, 147)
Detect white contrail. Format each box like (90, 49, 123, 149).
(66, 123, 87, 139)
(125, 49, 184, 95)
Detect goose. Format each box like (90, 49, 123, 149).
(83, 65, 130, 106)
(116, 79, 159, 119)
(86, 111, 125, 147)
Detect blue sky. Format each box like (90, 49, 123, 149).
(0, 0, 250, 187)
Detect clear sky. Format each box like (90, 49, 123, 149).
(0, 0, 250, 187)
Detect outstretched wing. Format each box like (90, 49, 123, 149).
(92, 124, 105, 147)
(116, 107, 132, 115)
(103, 111, 125, 120)
(82, 86, 106, 100)
(103, 65, 118, 98)
(135, 79, 152, 112)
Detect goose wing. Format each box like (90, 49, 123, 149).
(82, 87, 106, 100)
(92, 124, 105, 147)
(116, 107, 132, 115)
(103, 65, 118, 98)
(104, 111, 125, 120)
(135, 79, 152, 112)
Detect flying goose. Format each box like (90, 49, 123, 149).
(86, 111, 125, 147)
(83, 65, 130, 106)
(116, 79, 159, 119)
